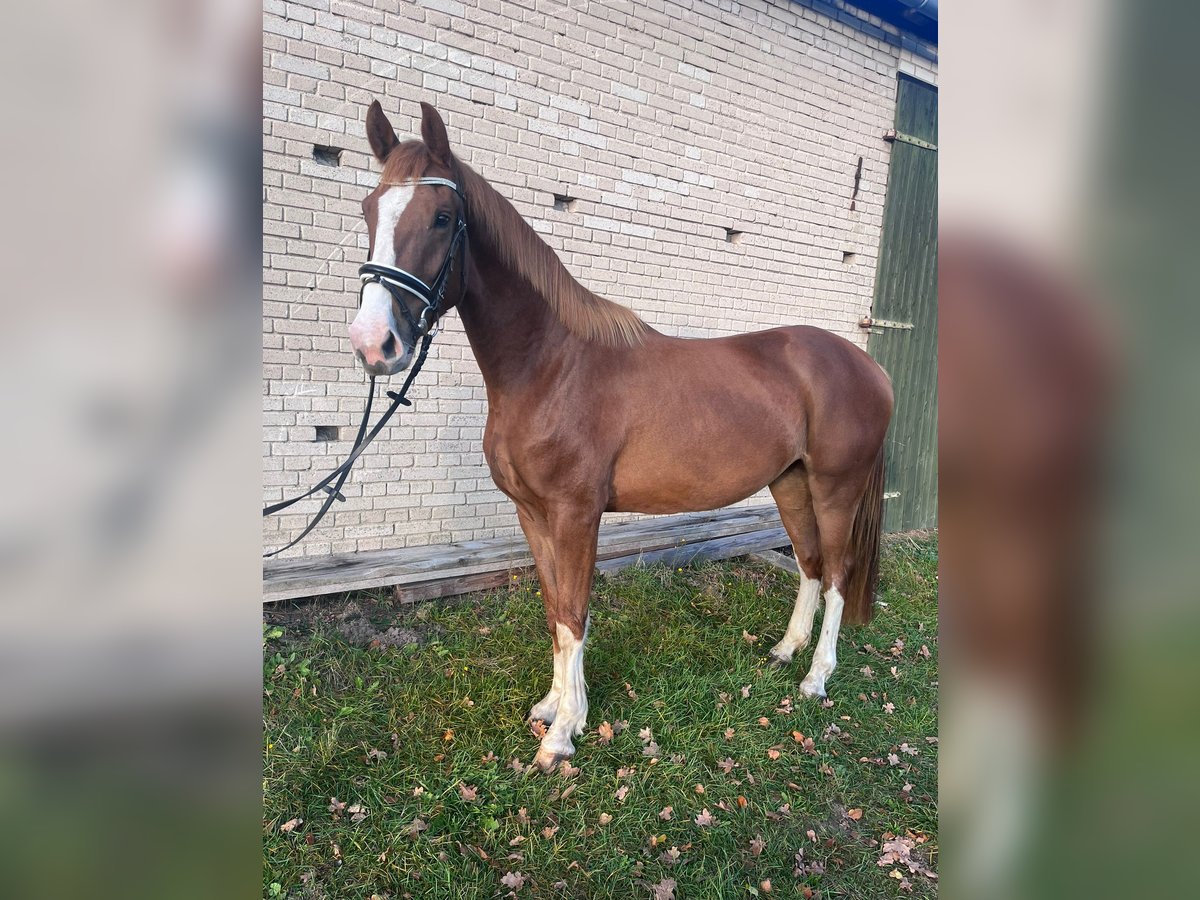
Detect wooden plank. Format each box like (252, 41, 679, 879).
(750, 548, 800, 575)
(385, 527, 792, 607)
(264, 505, 783, 602)
(595, 527, 791, 573)
(392, 567, 534, 605)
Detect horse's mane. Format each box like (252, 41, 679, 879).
(382, 141, 647, 347)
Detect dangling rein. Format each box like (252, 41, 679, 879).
(262, 177, 467, 558)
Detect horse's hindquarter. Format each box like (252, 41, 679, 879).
(607, 328, 835, 513)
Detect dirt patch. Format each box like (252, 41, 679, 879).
(336, 603, 423, 650)
(265, 594, 433, 650)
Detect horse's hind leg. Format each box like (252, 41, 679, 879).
(766, 464, 824, 666)
(798, 471, 869, 698)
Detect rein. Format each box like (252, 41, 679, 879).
(262, 176, 468, 558)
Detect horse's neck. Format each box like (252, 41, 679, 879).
(456, 239, 572, 393)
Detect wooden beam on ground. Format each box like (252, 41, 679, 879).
(392, 567, 534, 605)
(263, 505, 784, 603)
(596, 527, 791, 573)
(750, 548, 800, 575)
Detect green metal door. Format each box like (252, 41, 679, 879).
(868, 75, 938, 532)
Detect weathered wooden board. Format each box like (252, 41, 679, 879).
(595, 527, 791, 573)
(392, 567, 535, 605)
(389, 528, 793, 606)
(264, 505, 784, 603)
(750, 548, 801, 575)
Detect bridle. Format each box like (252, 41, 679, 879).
(262, 175, 469, 558)
(357, 176, 469, 342)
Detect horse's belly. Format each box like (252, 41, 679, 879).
(607, 437, 794, 514)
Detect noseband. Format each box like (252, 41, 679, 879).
(358, 176, 468, 341)
(262, 175, 469, 557)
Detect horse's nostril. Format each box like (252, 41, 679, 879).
(381, 332, 397, 359)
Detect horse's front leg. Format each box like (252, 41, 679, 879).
(532, 506, 601, 772)
(515, 507, 563, 725)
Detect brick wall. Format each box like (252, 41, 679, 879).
(263, 0, 937, 557)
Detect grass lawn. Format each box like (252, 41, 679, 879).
(263, 533, 938, 899)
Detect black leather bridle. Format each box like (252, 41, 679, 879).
(262, 176, 468, 558)
(357, 176, 468, 343)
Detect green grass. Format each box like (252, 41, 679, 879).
(263, 534, 938, 899)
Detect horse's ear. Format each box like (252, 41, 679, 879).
(366, 100, 399, 163)
(420, 102, 452, 166)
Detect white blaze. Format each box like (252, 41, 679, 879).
(352, 185, 414, 356)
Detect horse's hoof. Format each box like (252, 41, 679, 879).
(766, 651, 791, 668)
(798, 679, 827, 700)
(533, 747, 570, 773)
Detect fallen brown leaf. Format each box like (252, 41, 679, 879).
(500, 870, 526, 892)
(405, 817, 428, 836)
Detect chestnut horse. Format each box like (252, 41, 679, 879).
(349, 101, 893, 770)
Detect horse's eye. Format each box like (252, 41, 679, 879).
(433, 212, 451, 228)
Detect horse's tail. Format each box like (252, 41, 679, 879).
(843, 444, 886, 626)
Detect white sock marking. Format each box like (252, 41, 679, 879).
(539, 618, 589, 758)
(771, 569, 821, 661)
(800, 585, 844, 697)
(530, 638, 565, 722)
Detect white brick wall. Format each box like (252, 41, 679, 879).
(262, 0, 937, 557)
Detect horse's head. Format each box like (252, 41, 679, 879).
(349, 101, 467, 377)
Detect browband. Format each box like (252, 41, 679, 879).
(378, 176, 464, 200)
